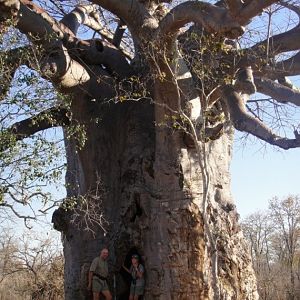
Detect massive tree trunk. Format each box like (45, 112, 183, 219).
(54, 90, 258, 299)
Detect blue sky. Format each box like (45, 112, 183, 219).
(229, 4, 300, 219)
(231, 134, 300, 218)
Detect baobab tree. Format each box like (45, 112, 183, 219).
(1, 0, 300, 299)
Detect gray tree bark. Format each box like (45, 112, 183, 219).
(54, 94, 258, 299)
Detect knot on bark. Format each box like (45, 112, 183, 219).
(52, 206, 68, 233)
(234, 67, 256, 95)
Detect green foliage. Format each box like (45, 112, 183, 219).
(0, 26, 91, 221)
(183, 33, 236, 89)
(117, 75, 151, 102)
(0, 31, 68, 219)
(65, 122, 87, 150)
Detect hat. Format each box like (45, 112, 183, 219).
(131, 254, 139, 259)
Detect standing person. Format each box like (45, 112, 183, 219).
(88, 247, 112, 300)
(123, 254, 145, 300)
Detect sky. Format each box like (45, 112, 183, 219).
(228, 4, 300, 219)
(230, 134, 300, 218)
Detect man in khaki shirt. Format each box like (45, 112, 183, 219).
(88, 248, 112, 300)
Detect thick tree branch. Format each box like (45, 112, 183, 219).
(248, 50, 300, 80)
(233, 0, 279, 25)
(112, 20, 127, 48)
(11, 107, 70, 139)
(35, 2, 130, 78)
(39, 44, 91, 88)
(157, 2, 244, 39)
(223, 85, 300, 149)
(0, 0, 92, 86)
(255, 77, 300, 107)
(273, 51, 300, 77)
(88, 40, 133, 77)
(91, 0, 148, 32)
(2, 0, 65, 45)
(60, 4, 100, 35)
(234, 67, 257, 95)
(1, 1, 129, 82)
(237, 3, 300, 66)
(63, 38, 133, 78)
(239, 37, 300, 79)
(0, 107, 70, 151)
(226, 0, 243, 16)
(252, 27, 300, 55)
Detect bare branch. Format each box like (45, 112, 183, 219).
(255, 77, 300, 107)
(223, 85, 300, 149)
(0, 202, 36, 223)
(0, 107, 69, 151)
(38, 200, 61, 214)
(280, 0, 300, 27)
(241, 37, 300, 77)
(238, 3, 300, 61)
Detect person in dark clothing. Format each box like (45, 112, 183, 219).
(122, 254, 145, 300)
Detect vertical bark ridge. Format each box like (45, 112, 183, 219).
(59, 96, 258, 299)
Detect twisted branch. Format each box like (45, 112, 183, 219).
(223, 85, 300, 149)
